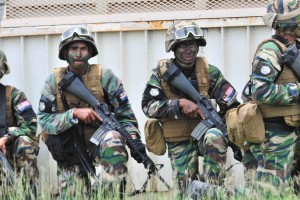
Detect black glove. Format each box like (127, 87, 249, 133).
(228, 141, 243, 162)
(130, 139, 146, 163)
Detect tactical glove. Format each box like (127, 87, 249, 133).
(130, 139, 146, 164)
(228, 141, 243, 162)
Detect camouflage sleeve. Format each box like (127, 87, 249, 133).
(209, 65, 240, 116)
(141, 67, 182, 119)
(37, 74, 78, 135)
(101, 68, 140, 136)
(7, 87, 37, 139)
(251, 42, 300, 105)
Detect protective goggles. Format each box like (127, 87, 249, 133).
(60, 27, 93, 42)
(175, 25, 203, 40)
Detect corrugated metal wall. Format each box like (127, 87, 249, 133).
(0, 19, 273, 191)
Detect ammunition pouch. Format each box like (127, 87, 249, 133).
(226, 102, 265, 149)
(44, 128, 81, 169)
(144, 118, 166, 155)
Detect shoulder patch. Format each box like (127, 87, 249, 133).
(39, 101, 46, 112)
(150, 88, 159, 97)
(254, 64, 275, 77)
(260, 66, 271, 75)
(119, 91, 128, 102)
(16, 100, 31, 113)
(116, 88, 129, 106)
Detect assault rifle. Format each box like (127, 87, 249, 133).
(0, 150, 14, 184)
(161, 62, 242, 161)
(58, 71, 171, 194)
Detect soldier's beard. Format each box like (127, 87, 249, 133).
(67, 54, 90, 73)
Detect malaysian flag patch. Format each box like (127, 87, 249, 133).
(17, 100, 31, 112)
(223, 86, 237, 106)
(120, 91, 128, 102)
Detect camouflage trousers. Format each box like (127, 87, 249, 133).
(243, 129, 298, 187)
(58, 130, 128, 197)
(6, 135, 39, 179)
(167, 128, 228, 199)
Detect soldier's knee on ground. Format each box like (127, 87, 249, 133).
(203, 128, 226, 146)
(99, 131, 128, 176)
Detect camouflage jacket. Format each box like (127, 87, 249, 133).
(251, 36, 300, 105)
(37, 66, 140, 137)
(2, 85, 37, 140)
(142, 58, 240, 119)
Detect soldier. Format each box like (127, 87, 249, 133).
(243, 0, 300, 188)
(0, 50, 39, 191)
(141, 20, 241, 199)
(37, 27, 144, 198)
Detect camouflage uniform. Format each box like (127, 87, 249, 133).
(37, 27, 140, 197)
(244, 37, 300, 186)
(243, 0, 300, 187)
(3, 86, 39, 176)
(142, 60, 239, 198)
(38, 66, 139, 193)
(0, 49, 39, 185)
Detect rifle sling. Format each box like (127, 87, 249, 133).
(161, 62, 181, 83)
(58, 71, 77, 90)
(0, 84, 7, 137)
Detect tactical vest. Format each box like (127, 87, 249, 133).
(54, 64, 105, 141)
(5, 85, 14, 127)
(158, 57, 210, 142)
(254, 39, 300, 127)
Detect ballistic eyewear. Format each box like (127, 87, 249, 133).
(175, 25, 203, 40)
(60, 27, 93, 42)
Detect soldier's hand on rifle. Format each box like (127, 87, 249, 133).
(73, 108, 102, 124)
(179, 98, 205, 119)
(0, 137, 8, 155)
(130, 139, 146, 164)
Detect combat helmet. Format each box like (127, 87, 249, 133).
(165, 20, 206, 52)
(263, 0, 300, 31)
(58, 27, 98, 60)
(0, 50, 10, 78)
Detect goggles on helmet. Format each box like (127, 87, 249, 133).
(175, 25, 203, 40)
(60, 27, 94, 42)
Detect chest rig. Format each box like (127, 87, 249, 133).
(158, 57, 210, 142)
(254, 39, 300, 127)
(54, 64, 105, 140)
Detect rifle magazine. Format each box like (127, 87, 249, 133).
(90, 127, 107, 146)
(191, 122, 210, 140)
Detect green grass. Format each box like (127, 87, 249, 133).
(0, 173, 299, 200)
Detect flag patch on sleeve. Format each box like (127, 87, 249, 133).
(17, 100, 31, 112)
(120, 91, 128, 101)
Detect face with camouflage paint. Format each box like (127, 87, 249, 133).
(66, 41, 91, 74)
(174, 40, 199, 68)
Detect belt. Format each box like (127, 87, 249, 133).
(264, 117, 295, 132)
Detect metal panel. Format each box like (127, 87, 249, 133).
(0, 19, 273, 192)
(1, 0, 266, 27)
